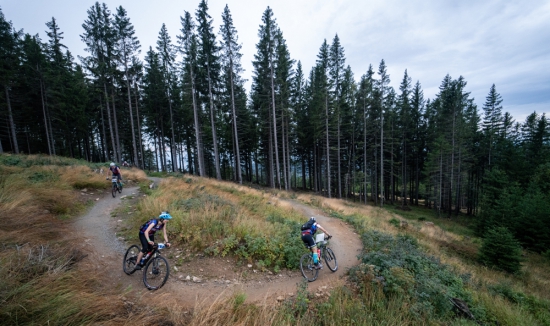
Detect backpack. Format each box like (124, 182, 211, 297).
(301, 219, 315, 231)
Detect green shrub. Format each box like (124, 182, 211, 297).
(349, 230, 476, 321)
(478, 227, 522, 273)
(389, 218, 400, 228)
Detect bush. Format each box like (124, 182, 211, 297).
(478, 227, 522, 273)
(348, 230, 475, 320)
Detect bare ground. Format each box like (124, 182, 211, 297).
(73, 180, 363, 307)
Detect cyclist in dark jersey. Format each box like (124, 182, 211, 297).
(109, 162, 122, 182)
(301, 216, 332, 269)
(134, 212, 172, 270)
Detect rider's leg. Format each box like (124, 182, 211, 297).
(135, 233, 150, 269)
(311, 245, 319, 264)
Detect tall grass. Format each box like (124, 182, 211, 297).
(296, 191, 550, 325)
(0, 155, 153, 324)
(127, 176, 306, 270)
(3, 154, 550, 325)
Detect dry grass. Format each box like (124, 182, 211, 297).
(0, 157, 161, 324)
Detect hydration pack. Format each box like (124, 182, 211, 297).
(301, 219, 315, 231)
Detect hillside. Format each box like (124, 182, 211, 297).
(1, 155, 550, 325)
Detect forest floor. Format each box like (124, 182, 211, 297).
(72, 178, 363, 307)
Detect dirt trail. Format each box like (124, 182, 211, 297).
(73, 180, 363, 306)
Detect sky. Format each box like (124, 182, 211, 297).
(2, 0, 549, 123)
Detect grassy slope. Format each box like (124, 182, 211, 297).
(1, 154, 549, 325)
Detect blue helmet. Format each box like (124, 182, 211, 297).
(159, 211, 172, 220)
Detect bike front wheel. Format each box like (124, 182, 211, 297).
(300, 253, 319, 282)
(123, 245, 140, 275)
(112, 183, 117, 197)
(143, 256, 170, 290)
(324, 247, 338, 272)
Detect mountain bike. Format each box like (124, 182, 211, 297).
(107, 177, 123, 197)
(300, 233, 338, 282)
(123, 243, 170, 290)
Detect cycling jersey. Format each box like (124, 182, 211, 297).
(301, 222, 320, 236)
(139, 219, 163, 236)
(110, 166, 121, 175)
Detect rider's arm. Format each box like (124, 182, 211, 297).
(162, 223, 170, 246)
(145, 223, 155, 244)
(318, 224, 332, 238)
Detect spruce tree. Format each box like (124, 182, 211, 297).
(219, 4, 243, 183)
(178, 11, 205, 176)
(113, 6, 141, 167)
(482, 84, 503, 167)
(479, 226, 522, 273)
(196, 0, 222, 179)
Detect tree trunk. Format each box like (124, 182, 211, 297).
(281, 107, 288, 190)
(337, 114, 341, 198)
(111, 91, 122, 164)
(207, 64, 221, 180)
(133, 82, 144, 168)
(270, 63, 280, 189)
(104, 84, 116, 162)
(125, 74, 139, 168)
(228, 62, 242, 184)
(4, 85, 19, 154)
(168, 88, 177, 172)
(325, 93, 331, 198)
(39, 79, 52, 155)
(189, 64, 205, 176)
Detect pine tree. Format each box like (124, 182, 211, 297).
(397, 69, 412, 207)
(377, 59, 390, 206)
(251, 7, 281, 188)
(113, 6, 141, 167)
(317, 39, 331, 197)
(156, 23, 177, 172)
(178, 11, 205, 176)
(479, 226, 522, 273)
(0, 8, 21, 153)
(329, 34, 345, 198)
(482, 84, 503, 167)
(219, 4, 243, 183)
(196, 0, 222, 179)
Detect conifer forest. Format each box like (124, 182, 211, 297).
(1, 2, 549, 253)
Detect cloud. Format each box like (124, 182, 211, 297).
(3, 0, 549, 122)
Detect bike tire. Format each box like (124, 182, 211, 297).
(300, 253, 319, 282)
(143, 256, 170, 290)
(112, 183, 117, 198)
(123, 245, 140, 275)
(324, 247, 338, 272)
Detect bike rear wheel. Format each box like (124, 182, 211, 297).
(112, 183, 117, 197)
(143, 256, 170, 290)
(123, 245, 140, 275)
(300, 253, 319, 282)
(324, 247, 338, 272)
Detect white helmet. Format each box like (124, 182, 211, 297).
(110, 162, 115, 167)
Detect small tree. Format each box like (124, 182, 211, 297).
(479, 226, 522, 273)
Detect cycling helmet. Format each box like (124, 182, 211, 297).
(310, 216, 316, 222)
(110, 162, 115, 167)
(159, 212, 172, 220)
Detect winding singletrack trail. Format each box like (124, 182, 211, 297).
(73, 179, 363, 306)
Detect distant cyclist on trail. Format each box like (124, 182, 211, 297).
(134, 212, 172, 271)
(301, 217, 332, 269)
(109, 162, 123, 183)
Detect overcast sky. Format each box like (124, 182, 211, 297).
(3, 0, 549, 122)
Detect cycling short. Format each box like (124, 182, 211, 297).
(139, 232, 155, 253)
(301, 234, 316, 249)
